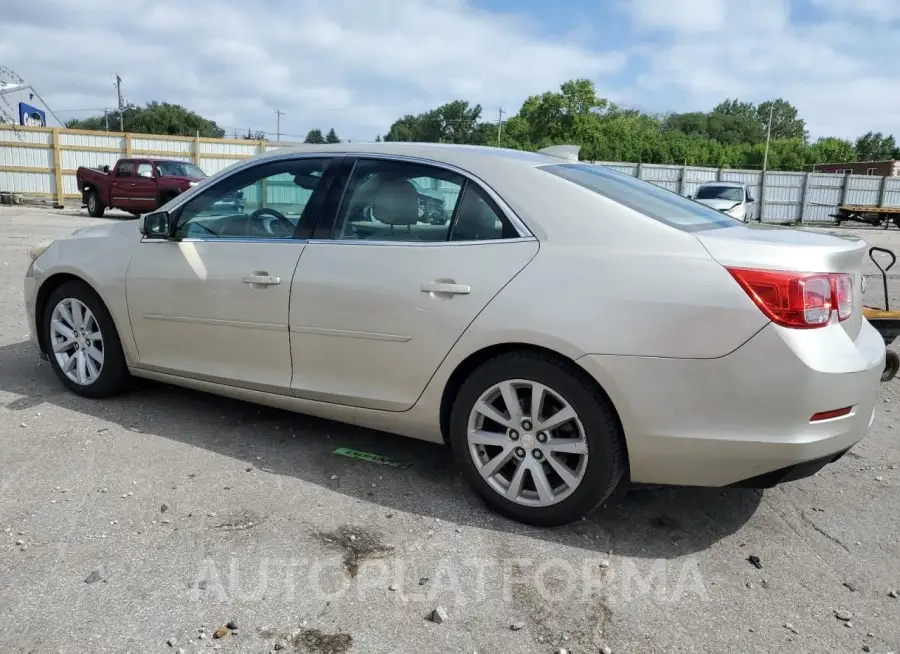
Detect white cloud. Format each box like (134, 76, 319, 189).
(1, 0, 897, 143)
(625, 0, 900, 140)
(0, 0, 624, 141)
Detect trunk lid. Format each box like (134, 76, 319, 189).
(694, 223, 867, 339)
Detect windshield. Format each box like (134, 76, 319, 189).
(541, 163, 740, 232)
(157, 162, 207, 178)
(695, 185, 744, 202)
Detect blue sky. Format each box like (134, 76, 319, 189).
(1, 0, 897, 143)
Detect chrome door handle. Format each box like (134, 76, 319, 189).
(421, 281, 470, 295)
(242, 275, 281, 286)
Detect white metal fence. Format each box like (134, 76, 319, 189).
(597, 161, 900, 224)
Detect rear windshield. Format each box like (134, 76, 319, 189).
(541, 163, 740, 232)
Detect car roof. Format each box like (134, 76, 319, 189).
(250, 142, 568, 170)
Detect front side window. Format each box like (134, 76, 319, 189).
(173, 158, 331, 240)
(115, 162, 134, 178)
(542, 163, 739, 232)
(158, 161, 207, 178)
(695, 185, 744, 203)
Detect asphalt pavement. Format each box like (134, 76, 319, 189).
(1, 206, 898, 654)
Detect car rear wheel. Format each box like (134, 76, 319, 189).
(86, 189, 105, 217)
(43, 281, 131, 398)
(449, 351, 625, 526)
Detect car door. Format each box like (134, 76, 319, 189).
(125, 155, 339, 393)
(131, 161, 158, 214)
(289, 156, 539, 411)
(110, 160, 135, 209)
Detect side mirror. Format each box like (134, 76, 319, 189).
(139, 211, 171, 238)
(138, 170, 154, 179)
(102, 165, 110, 173)
(686, 194, 693, 199)
(747, 196, 755, 203)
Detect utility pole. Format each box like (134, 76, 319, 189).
(762, 102, 774, 174)
(758, 102, 775, 224)
(497, 107, 505, 147)
(275, 109, 284, 142)
(103, 108, 109, 131)
(115, 74, 124, 132)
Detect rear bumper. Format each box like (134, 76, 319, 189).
(728, 447, 852, 488)
(577, 318, 884, 487)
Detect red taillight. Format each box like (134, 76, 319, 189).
(726, 268, 854, 329)
(810, 406, 852, 422)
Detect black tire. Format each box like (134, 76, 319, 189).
(883, 349, 900, 382)
(42, 280, 131, 398)
(86, 189, 105, 217)
(449, 351, 625, 526)
(159, 193, 177, 208)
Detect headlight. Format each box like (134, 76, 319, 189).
(28, 240, 53, 261)
(725, 206, 744, 219)
(189, 181, 199, 187)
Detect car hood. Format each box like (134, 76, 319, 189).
(68, 219, 140, 240)
(695, 198, 741, 211)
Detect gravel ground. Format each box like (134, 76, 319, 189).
(1, 206, 898, 654)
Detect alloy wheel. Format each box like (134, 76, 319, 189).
(466, 379, 589, 507)
(49, 298, 104, 386)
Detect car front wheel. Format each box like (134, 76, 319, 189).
(450, 351, 625, 526)
(42, 281, 131, 398)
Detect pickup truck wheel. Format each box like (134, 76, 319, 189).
(87, 189, 105, 217)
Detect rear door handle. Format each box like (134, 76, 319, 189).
(421, 281, 471, 295)
(242, 275, 281, 286)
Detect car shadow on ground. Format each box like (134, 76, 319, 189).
(0, 340, 762, 559)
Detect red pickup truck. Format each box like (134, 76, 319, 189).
(76, 158, 208, 217)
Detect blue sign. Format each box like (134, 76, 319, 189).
(19, 102, 46, 127)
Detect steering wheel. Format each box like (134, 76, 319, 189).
(249, 207, 294, 237)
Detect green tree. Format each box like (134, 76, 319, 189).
(757, 99, 808, 141)
(325, 128, 341, 143)
(304, 129, 326, 144)
(807, 137, 856, 165)
(384, 100, 485, 144)
(65, 101, 224, 138)
(241, 128, 266, 140)
(377, 78, 898, 172)
(660, 112, 709, 138)
(855, 131, 896, 161)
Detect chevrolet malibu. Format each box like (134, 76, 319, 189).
(24, 143, 884, 526)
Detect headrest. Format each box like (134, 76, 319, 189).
(372, 178, 419, 226)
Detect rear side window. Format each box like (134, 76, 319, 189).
(542, 163, 739, 232)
